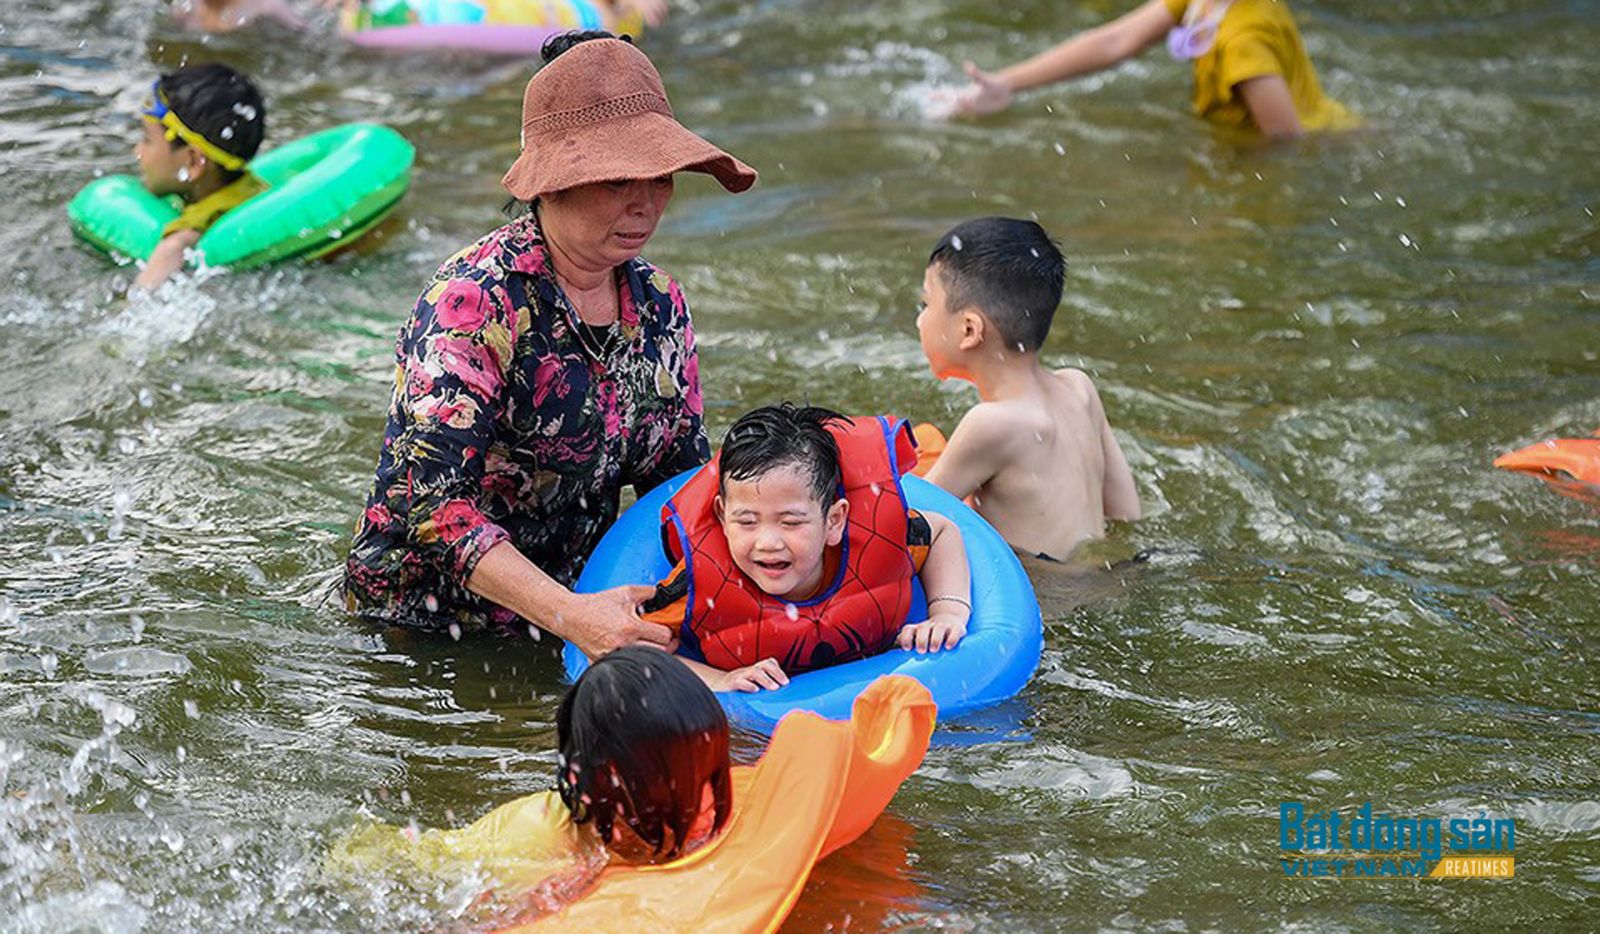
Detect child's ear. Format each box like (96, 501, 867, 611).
(182, 145, 209, 181)
(824, 498, 849, 546)
(713, 494, 725, 524)
(957, 310, 985, 351)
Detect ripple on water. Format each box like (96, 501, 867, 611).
(82, 647, 193, 677)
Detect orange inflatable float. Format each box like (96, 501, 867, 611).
(1494, 432, 1600, 487)
(330, 676, 935, 933)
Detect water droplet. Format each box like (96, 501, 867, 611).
(950, 235, 963, 251)
(448, 622, 462, 642)
(784, 603, 799, 621)
(184, 700, 200, 719)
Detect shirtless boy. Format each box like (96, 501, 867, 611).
(916, 217, 1140, 559)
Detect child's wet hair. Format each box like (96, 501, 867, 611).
(928, 217, 1065, 353)
(556, 646, 731, 861)
(155, 63, 265, 182)
(719, 403, 846, 505)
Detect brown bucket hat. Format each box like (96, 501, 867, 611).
(503, 38, 757, 201)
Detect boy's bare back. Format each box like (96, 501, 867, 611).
(927, 366, 1138, 559)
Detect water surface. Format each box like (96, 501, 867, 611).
(1, 1, 1596, 930)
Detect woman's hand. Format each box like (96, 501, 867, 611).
(928, 62, 1014, 119)
(897, 612, 968, 653)
(711, 658, 788, 693)
(562, 585, 677, 659)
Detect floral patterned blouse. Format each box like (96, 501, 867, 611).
(343, 213, 709, 631)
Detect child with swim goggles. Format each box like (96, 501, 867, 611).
(132, 64, 267, 291)
(913, 217, 1141, 561)
(931, 0, 1355, 137)
(640, 403, 973, 693)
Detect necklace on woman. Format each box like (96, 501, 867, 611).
(572, 315, 620, 362)
(556, 272, 622, 363)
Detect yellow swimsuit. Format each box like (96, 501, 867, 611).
(1162, 0, 1357, 132)
(162, 172, 267, 238)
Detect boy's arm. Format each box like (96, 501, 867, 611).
(676, 655, 788, 693)
(940, 0, 1176, 117)
(1235, 75, 1304, 138)
(915, 511, 969, 624)
(1088, 380, 1141, 521)
(923, 405, 1014, 503)
(900, 511, 969, 653)
(133, 229, 200, 293)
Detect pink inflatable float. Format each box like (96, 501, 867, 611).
(340, 0, 641, 55)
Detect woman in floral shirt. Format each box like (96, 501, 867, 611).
(344, 32, 756, 657)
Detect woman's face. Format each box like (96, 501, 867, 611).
(542, 176, 675, 270)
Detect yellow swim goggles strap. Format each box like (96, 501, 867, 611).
(141, 107, 249, 172)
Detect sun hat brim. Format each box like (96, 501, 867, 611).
(502, 109, 756, 201)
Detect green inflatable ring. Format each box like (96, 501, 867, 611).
(69, 123, 415, 270)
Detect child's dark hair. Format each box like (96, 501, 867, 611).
(156, 63, 265, 182)
(541, 29, 632, 63)
(556, 646, 731, 861)
(927, 217, 1065, 353)
(719, 403, 847, 505)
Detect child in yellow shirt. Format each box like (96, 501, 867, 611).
(933, 0, 1355, 137)
(132, 64, 268, 291)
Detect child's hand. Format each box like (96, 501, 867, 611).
(927, 62, 1014, 119)
(713, 658, 788, 693)
(897, 615, 968, 653)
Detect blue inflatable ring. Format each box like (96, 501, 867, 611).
(564, 472, 1043, 733)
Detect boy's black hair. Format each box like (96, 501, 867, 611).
(541, 29, 632, 63)
(556, 646, 732, 861)
(719, 403, 847, 505)
(927, 217, 1065, 353)
(156, 63, 266, 183)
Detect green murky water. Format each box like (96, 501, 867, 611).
(2, 0, 1597, 930)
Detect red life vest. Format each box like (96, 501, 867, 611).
(661, 415, 919, 673)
